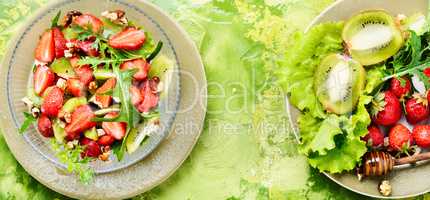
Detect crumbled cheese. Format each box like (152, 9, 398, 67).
(21, 97, 33, 108)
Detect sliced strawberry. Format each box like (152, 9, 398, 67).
(97, 134, 115, 146)
(73, 14, 103, 33)
(74, 65, 94, 85)
(130, 85, 143, 106)
(102, 112, 126, 140)
(77, 40, 99, 57)
(137, 79, 159, 113)
(35, 30, 55, 62)
(80, 137, 101, 158)
(33, 65, 56, 96)
(67, 78, 86, 97)
(120, 58, 150, 80)
(41, 86, 64, 117)
(94, 95, 112, 108)
(108, 27, 146, 50)
(37, 114, 53, 137)
(96, 78, 116, 94)
(65, 105, 96, 140)
(52, 27, 67, 58)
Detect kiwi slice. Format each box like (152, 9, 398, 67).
(314, 54, 366, 115)
(342, 10, 403, 66)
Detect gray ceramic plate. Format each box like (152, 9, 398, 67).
(0, 0, 206, 199)
(287, 0, 430, 199)
(19, 0, 180, 173)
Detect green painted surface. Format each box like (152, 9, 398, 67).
(0, 0, 428, 199)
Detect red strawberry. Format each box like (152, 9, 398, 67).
(41, 86, 64, 117)
(97, 134, 115, 146)
(67, 78, 86, 97)
(102, 112, 126, 140)
(37, 114, 53, 137)
(137, 79, 159, 113)
(73, 14, 103, 33)
(412, 125, 430, 148)
(77, 40, 99, 57)
(108, 27, 146, 50)
(371, 91, 402, 126)
(405, 94, 429, 124)
(52, 27, 67, 58)
(424, 67, 430, 77)
(130, 85, 143, 106)
(65, 105, 96, 140)
(80, 137, 101, 158)
(389, 124, 413, 151)
(96, 78, 116, 94)
(35, 30, 55, 62)
(362, 125, 384, 147)
(33, 65, 56, 96)
(120, 59, 150, 80)
(74, 65, 94, 85)
(389, 76, 411, 98)
(94, 95, 112, 108)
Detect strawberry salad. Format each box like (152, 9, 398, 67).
(19, 10, 170, 182)
(278, 9, 430, 195)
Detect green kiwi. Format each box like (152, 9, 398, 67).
(314, 54, 366, 115)
(342, 10, 403, 66)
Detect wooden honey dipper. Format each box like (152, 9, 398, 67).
(358, 151, 430, 177)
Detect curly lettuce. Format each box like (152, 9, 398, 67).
(276, 22, 344, 118)
(277, 22, 384, 173)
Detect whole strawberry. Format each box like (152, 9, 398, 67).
(405, 93, 429, 124)
(371, 91, 402, 126)
(389, 124, 413, 151)
(412, 125, 430, 148)
(362, 125, 384, 147)
(389, 76, 411, 99)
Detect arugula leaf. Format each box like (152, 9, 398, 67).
(92, 64, 140, 160)
(51, 11, 61, 28)
(50, 139, 94, 184)
(19, 112, 36, 134)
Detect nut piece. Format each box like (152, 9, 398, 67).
(56, 78, 67, 90)
(101, 10, 128, 25)
(63, 10, 82, 27)
(64, 112, 72, 123)
(88, 81, 98, 91)
(31, 107, 40, 118)
(379, 180, 392, 196)
(97, 129, 106, 137)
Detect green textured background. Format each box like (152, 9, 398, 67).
(0, 0, 428, 199)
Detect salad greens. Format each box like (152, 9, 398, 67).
(277, 22, 380, 173)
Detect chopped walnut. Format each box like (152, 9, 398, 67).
(379, 180, 392, 196)
(99, 152, 110, 161)
(64, 49, 73, 58)
(89, 81, 98, 90)
(101, 10, 128, 25)
(31, 107, 40, 118)
(56, 78, 67, 90)
(63, 10, 82, 27)
(97, 129, 106, 137)
(64, 112, 72, 123)
(21, 97, 33, 108)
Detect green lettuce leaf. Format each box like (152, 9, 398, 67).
(307, 136, 367, 173)
(299, 114, 346, 155)
(276, 22, 344, 118)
